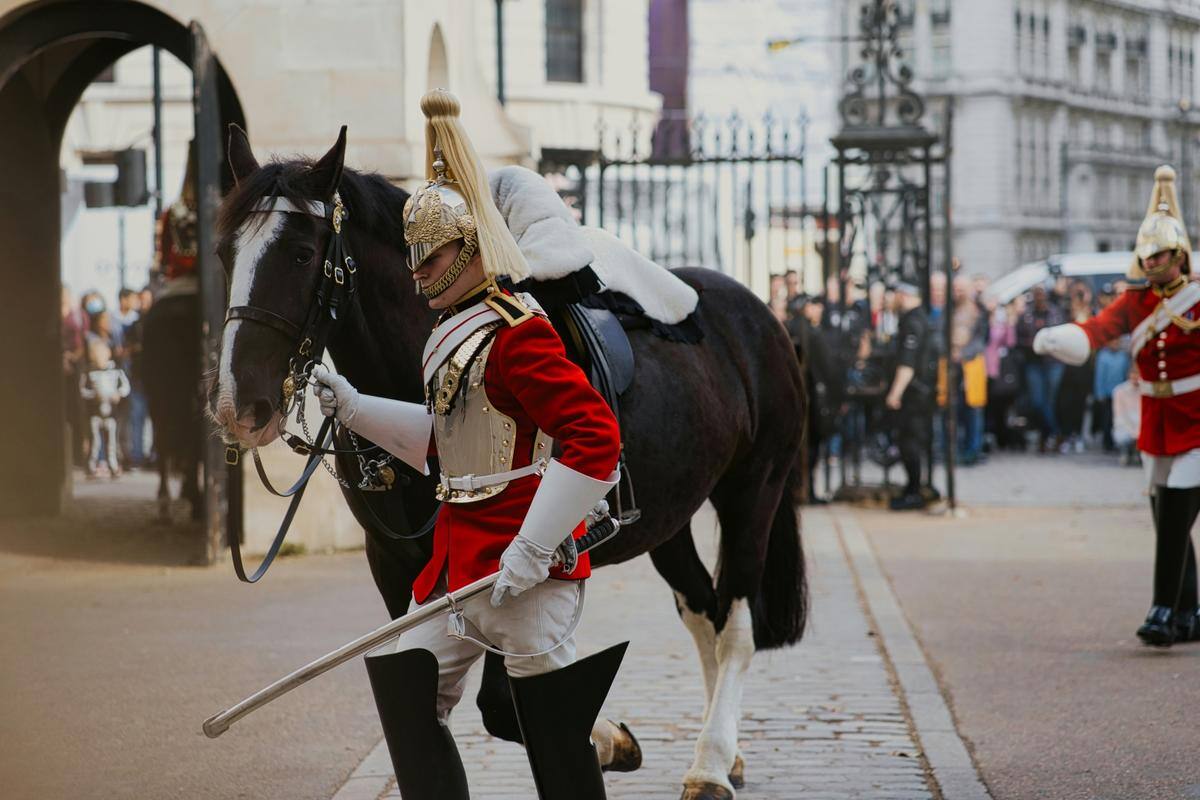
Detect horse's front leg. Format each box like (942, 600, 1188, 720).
(680, 598, 753, 800)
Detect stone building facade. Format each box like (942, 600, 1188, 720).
(843, 0, 1200, 277)
(0, 0, 658, 542)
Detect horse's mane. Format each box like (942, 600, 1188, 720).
(216, 158, 410, 255)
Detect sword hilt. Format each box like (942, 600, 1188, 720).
(577, 515, 620, 554)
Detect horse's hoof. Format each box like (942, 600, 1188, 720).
(728, 754, 745, 789)
(679, 782, 734, 800)
(601, 721, 642, 773)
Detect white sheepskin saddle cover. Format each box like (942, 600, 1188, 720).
(489, 165, 699, 325)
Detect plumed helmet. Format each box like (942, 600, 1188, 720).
(1130, 165, 1192, 278)
(402, 153, 476, 272)
(402, 89, 529, 281)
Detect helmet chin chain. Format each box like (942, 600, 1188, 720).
(421, 235, 477, 300)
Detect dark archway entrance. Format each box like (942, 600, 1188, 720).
(0, 0, 243, 562)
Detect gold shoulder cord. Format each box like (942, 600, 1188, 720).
(1153, 278, 1200, 332)
(1166, 304, 1200, 333)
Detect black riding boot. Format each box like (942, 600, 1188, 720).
(1175, 541, 1200, 642)
(1138, 487, 1200, 647)
(508, 642, 628, 800)
(364, 648, 470, 800)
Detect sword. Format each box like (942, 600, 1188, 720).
(202, 515, 620, 738)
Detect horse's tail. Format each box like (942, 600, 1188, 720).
(750, 466, 808, 650)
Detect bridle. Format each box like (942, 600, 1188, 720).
(222, 190, 435, 583)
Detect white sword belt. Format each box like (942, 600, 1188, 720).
(439, 458, 550, 493)
(1139, 372, 1200, 399)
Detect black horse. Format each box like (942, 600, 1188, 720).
(142, 290, 203, 522)
(210, 128, 807, 800)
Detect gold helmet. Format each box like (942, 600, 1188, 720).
(403, 89, 529, 298)
(1131, 165, 1192, 279)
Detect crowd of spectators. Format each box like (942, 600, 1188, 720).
(62, 284, 154, 478)
(771, 266, 1142, 502)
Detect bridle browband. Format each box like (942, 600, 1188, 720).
(222, 190, 435, 584)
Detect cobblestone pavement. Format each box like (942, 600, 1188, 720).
(336, 506, 937, 800)
(816, 449, 1145, 509)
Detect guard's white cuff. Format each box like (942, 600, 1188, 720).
(1033, 323, 1091, 367)
(345, 394, 432, 475)
(516, 459, 619, 552)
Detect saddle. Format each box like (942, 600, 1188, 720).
(554, 302, 641, 525)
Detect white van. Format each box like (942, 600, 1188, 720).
(983, 251, 1145, 306)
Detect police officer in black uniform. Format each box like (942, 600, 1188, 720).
(885, 281, 935, 510)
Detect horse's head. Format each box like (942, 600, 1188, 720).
(210, 125, 347, 447)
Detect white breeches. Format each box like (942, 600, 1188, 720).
(388, 576, 581, 722)
(1143, 449, 1200, 488)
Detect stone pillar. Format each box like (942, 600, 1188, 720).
(0, 74, 64, 518)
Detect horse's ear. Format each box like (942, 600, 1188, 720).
(227, 124, 259, 185)
(310, 125, 347, 200)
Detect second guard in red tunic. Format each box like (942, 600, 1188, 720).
(1036, 165, 1200, 647)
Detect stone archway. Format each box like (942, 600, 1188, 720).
(0, 0, 243, 537)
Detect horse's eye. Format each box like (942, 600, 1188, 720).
(295, 248, 315, 265)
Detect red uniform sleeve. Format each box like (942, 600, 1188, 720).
(491, 317, 621, 481)
(1077, 290, 1137, 348)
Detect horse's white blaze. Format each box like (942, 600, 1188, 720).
(217, 212, 287, 414)
(675, 591, 719, 719)
(683, 597, 754, 792)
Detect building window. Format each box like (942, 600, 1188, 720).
(1095, 50, 1111, 94)
(930, 0, 950, 26)
(546, 0, 585, 84)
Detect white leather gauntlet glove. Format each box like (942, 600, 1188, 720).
(310, 364, 432, 474)
(1032, 324, 1091, 367)
(491, 536, 558, 607)
(311, 364, 361, 423)
(490, 459, 619, 607)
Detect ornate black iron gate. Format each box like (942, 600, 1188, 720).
(829, 0, 955, 508)
(540, 110, 816, 290)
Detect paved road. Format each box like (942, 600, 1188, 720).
(858, 454, 1200, 800)
(817, 449, 1147, 509)
(0, 481, 388, 800)
(1, 477, 955, 800)
(342, 505, 934, 800)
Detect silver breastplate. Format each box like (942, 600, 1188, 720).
(430, 327, 553, 503)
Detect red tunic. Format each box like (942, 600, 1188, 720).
(1075, 282, 1200, 456)
(412, 315, 621, 604)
